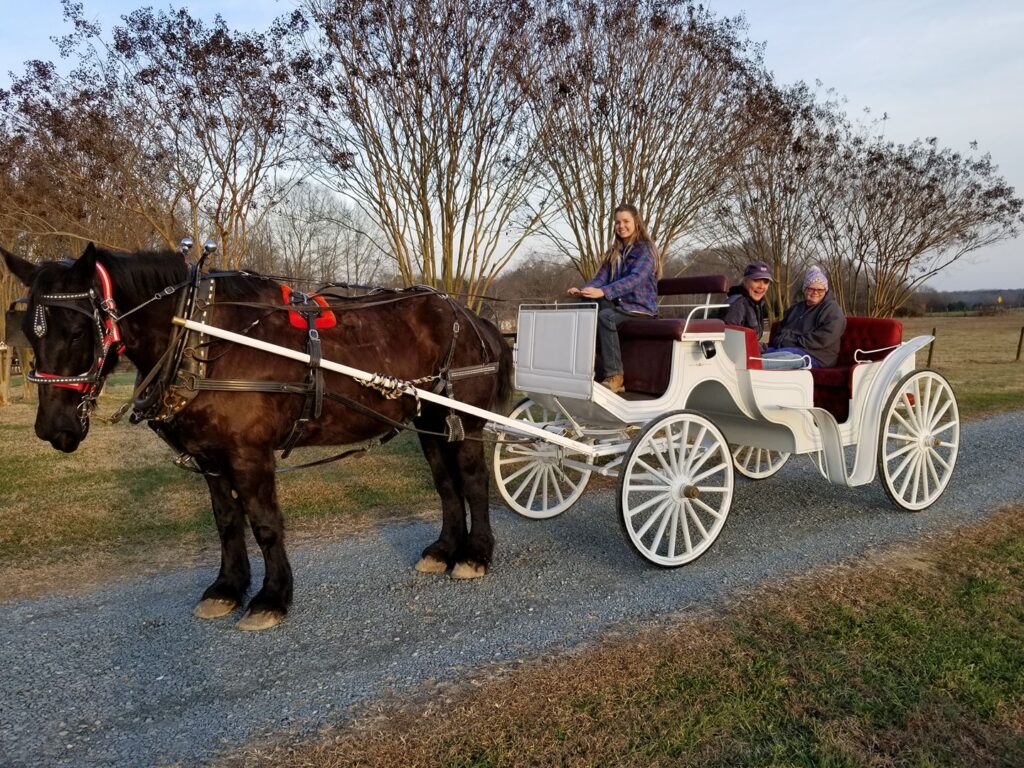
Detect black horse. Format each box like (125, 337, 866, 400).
(3, 244, 512, 630)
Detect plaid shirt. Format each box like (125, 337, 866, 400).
(586, 241, 658, 315)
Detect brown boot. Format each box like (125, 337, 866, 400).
(599, 374, 625, 394)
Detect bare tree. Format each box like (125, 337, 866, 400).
(298, 0, 546, 308)
(265, 184, 387, 285)
(709, 82, 837, 317)
(529, 0, 766, 278)
(0, 2, 307, 268)
(809, 122, 1024, 316)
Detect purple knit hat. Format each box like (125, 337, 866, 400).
(803, 266, 828, 290)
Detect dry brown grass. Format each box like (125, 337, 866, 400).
(902, 312, 1024, 416)
(227, 505, 1024, 768)
(0, 376, 439, 599)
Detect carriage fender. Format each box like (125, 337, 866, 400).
(845, 335, 933, 487)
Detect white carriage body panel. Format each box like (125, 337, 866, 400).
(514, 305, 597, 399)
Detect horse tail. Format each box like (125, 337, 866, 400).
(495, 330, 514, 413)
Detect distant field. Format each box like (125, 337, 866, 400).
(902, 311, 1024, 417)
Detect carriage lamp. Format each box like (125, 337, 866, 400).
(203, 240, 218, 256)
(179, 237, 194, 256)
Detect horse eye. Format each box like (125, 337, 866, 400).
(70, 329, 86, 343)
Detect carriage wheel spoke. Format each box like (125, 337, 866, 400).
(932, 420, 958, 436)
(925, 453, 942, 495)
(886, 431, 917, 443)
(686, 502, 711, 541)
(928, 399, 952, 430)
(683, 426, 708, 472)
(525, 467, 543, 510)
(889, 448, 917, 484)
(650, 500, 673, 555)
(635, 456, 673, 487)
(929, 449, 952, 472)
(690, 462, 728, 486)
(667, 506, 680, 559)
(891, 409, 918, 436)
(625, 491, 670, 518)
(636, 498, 672, 539)
(680, 501, 694, 553)
(885, 442, 917, 461)
(691, 496, 724, 522)
(898, 453, 921, 499)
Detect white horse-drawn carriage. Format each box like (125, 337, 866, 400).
(177, 273, 959, 570)
(489, 275, 960, 566)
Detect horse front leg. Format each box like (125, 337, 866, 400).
(452, 420, 493, 580)
(194, 472, 251, 619)
(228, 449, 293, 631)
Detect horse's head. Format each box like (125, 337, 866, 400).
(3, 243, 121, 452)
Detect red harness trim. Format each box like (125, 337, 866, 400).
(280, 285, 337, 329)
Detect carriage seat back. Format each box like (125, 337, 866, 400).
(767, 316, 903, 422)
(619, 275, 729, 395)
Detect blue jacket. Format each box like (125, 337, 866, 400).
(585, 241, 658, 315)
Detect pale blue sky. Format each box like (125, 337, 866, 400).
(1, 0, 1021, 290)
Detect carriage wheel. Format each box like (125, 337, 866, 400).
(493, 398, 593, 520)
(618, 410, 734, 567)
(730, 444, 791, 479)
(878, 369, 959, 511)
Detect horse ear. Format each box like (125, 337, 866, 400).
(1, 246, 38, 286)
(72, 242, 99, 277)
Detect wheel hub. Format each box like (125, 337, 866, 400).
(672, 481, 699, 501)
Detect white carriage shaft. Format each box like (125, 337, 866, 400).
(171, 317, 598, 456)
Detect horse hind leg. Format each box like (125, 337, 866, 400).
(415, 429, 467, 574)
(227, 450, 293, 631)
(194, 473, 250, 619)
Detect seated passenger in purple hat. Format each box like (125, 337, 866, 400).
(761, 265, 846, 370)
(723, 261, 772, 339)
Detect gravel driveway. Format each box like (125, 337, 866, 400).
(2, 410, 1022, 767)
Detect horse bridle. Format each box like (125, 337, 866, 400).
(27, 262, 124, 426)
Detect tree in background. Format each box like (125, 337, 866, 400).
(261, 184, 388, 286)
(299, 0, 545, 308)
(529, 0, 766, 279)
(0, 2, 307, 269)
(709, 82, 837, 318)
(809, 122, 1024, 316)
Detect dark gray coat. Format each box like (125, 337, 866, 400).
(773, 293, 846, 367)
(722, 285, 768, 337)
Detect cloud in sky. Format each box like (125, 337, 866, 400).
(2, 0, 1021, 289)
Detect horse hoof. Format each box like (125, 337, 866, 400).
(415, 555, 448, 574)
(451, 562, 487, 580)
(193, 598, 237, 619)
(236, 610, 284, 631)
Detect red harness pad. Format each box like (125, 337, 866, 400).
(280, 285, 338, 329)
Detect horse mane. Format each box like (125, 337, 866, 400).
(95, 248, 190, 300)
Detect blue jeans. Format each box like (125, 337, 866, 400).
(762, 346, 813, 370)
(595, 298, 635, 377)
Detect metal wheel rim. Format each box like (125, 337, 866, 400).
(620, 411, 733, 566)
(730, 444, 791, 479)
(879, 370, 959, 511)
(493, 399, 593, 519)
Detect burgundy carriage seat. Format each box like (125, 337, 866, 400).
(767, 316, 903, 423)
(618, 275, 730, 396)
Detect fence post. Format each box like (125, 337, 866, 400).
(1016, 326, 1023, 362)
(0, 342, 8, 406)
(926, 327, 936, 368)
